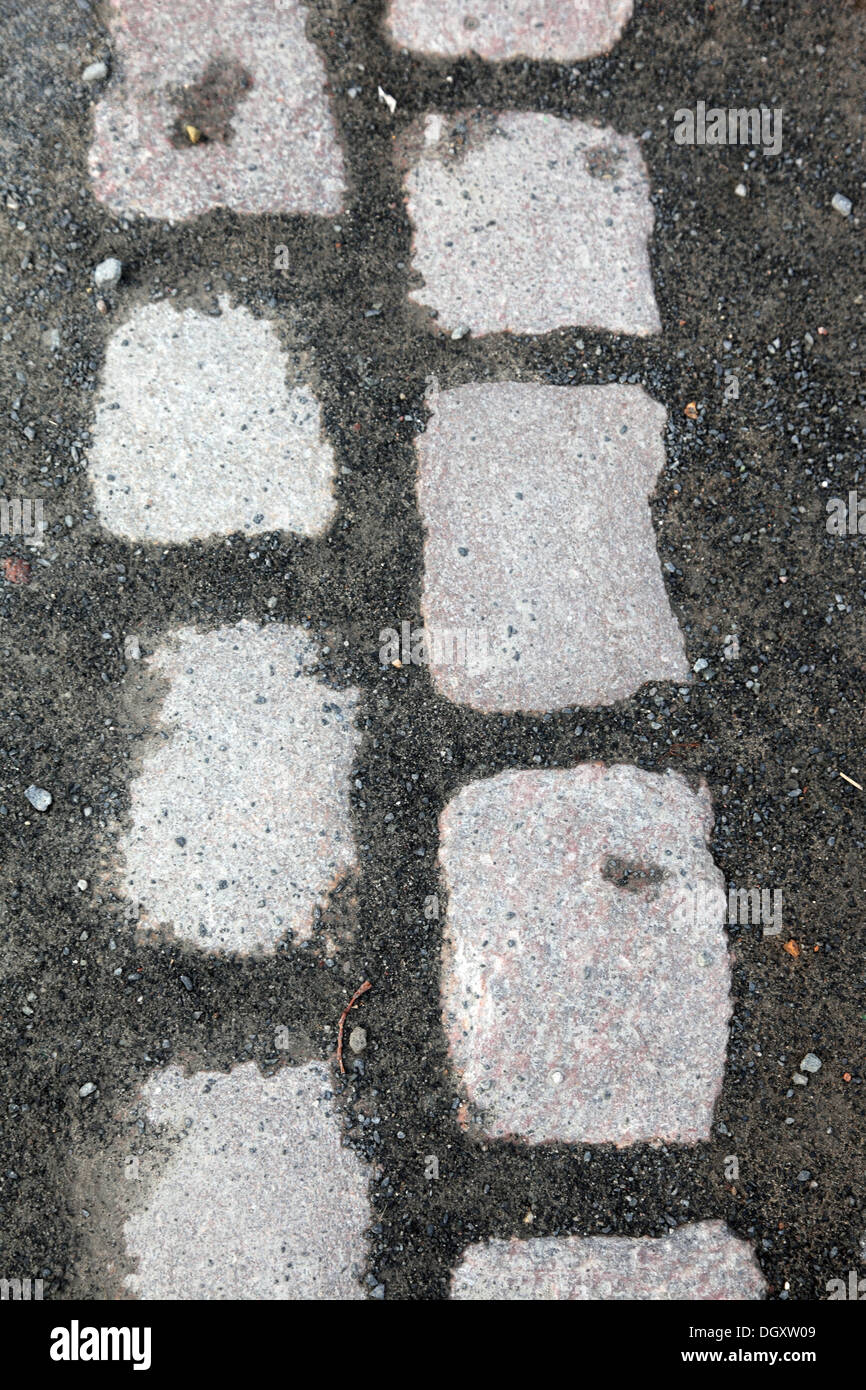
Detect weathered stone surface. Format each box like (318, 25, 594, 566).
(124, 1062, 370, 1299)
(88, 298, 337, 544)
(440, 764, 730, 1144)
(416, 381, 686, 710)
(452, 1223, 766, 1300)
(403, 112, 660, 337)
(89, 0, 345, 220)
(387, 0, 634, 62)
(121, 622, 360, 954)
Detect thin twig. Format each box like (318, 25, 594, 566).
(337, 979, 371, 1074)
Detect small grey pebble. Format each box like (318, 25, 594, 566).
(793, 1072, 808, 1086)
(123, 634, 141, 661)
(82, 61, 108, 84)
(349, 1026, 367, 1054)
(371, 1284, 385, 1299)
(450, 324, 470, 340)
(94, 257, 123, 289)
(180, 975, 193, 991)
(78, 1082, 97, 1098)
(25, 785, 52, 811)
(797, 1170, 811, 1182)
(831, 192, 852, 217)
(800, 1053, 822, 1073)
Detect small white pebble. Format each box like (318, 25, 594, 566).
(82, 61, 108, 84)
(377, 86, 396, 114)
(831, 192, 852, 217)
(93, 257, 122, 290)
(77, 879, 88, 891)
(25, 785, 52, 811)
(734, 183, 747, 198)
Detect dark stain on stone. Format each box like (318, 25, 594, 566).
(168, 56, 253, 148)
(584, 143, 625, 179)
(601, 855, 668, 892)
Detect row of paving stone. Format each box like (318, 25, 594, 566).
(117, 1061, 764, 1300)
(78, 0, 764, 1298)
(90, 300, 683, 707)
(90, 0, 643, 225)
(118, 621, 728, 1145)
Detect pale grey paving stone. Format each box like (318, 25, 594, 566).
(403, 112, 660, 337)
(88, 298, 337, 544)
(440, 764, 730, 1145)
(124, 1062, 370, 1299)
(121, 621, 360, 954)
(452, 1223, 766, 1300)
(89, 0, 344, 220)
(387, 0, 633, 63)
(416, 381, 686, 711)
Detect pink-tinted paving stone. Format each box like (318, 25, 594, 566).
(121, 622, 360, 955)
(387, 0, 633, 62)
(416, 382, 686, 711)
(123, 1063, 370, 1299)
(403, 112, 659, 337)
(452, 1223, 766, 1300)
(88, 298, 337, 544)
(440, 764, 730, 1145)
(89, 0, 344, 220)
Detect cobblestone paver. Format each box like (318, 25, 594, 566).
(123, 1062, 370, 1299)
(88, 299, 337, 543)
(403, 112, 660, 337)
(440, 765, 730, 1144)
(452, 1223, 767, 1300)
(120, 622, 360, 954)
(416, 381, 686, 710)
(89, 0, 345, 220)
(386, 0, 634, 62)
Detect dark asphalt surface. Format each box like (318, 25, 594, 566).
(0, 0, 863, 1301)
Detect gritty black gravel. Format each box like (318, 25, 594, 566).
(0, 0, 863, 1302)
